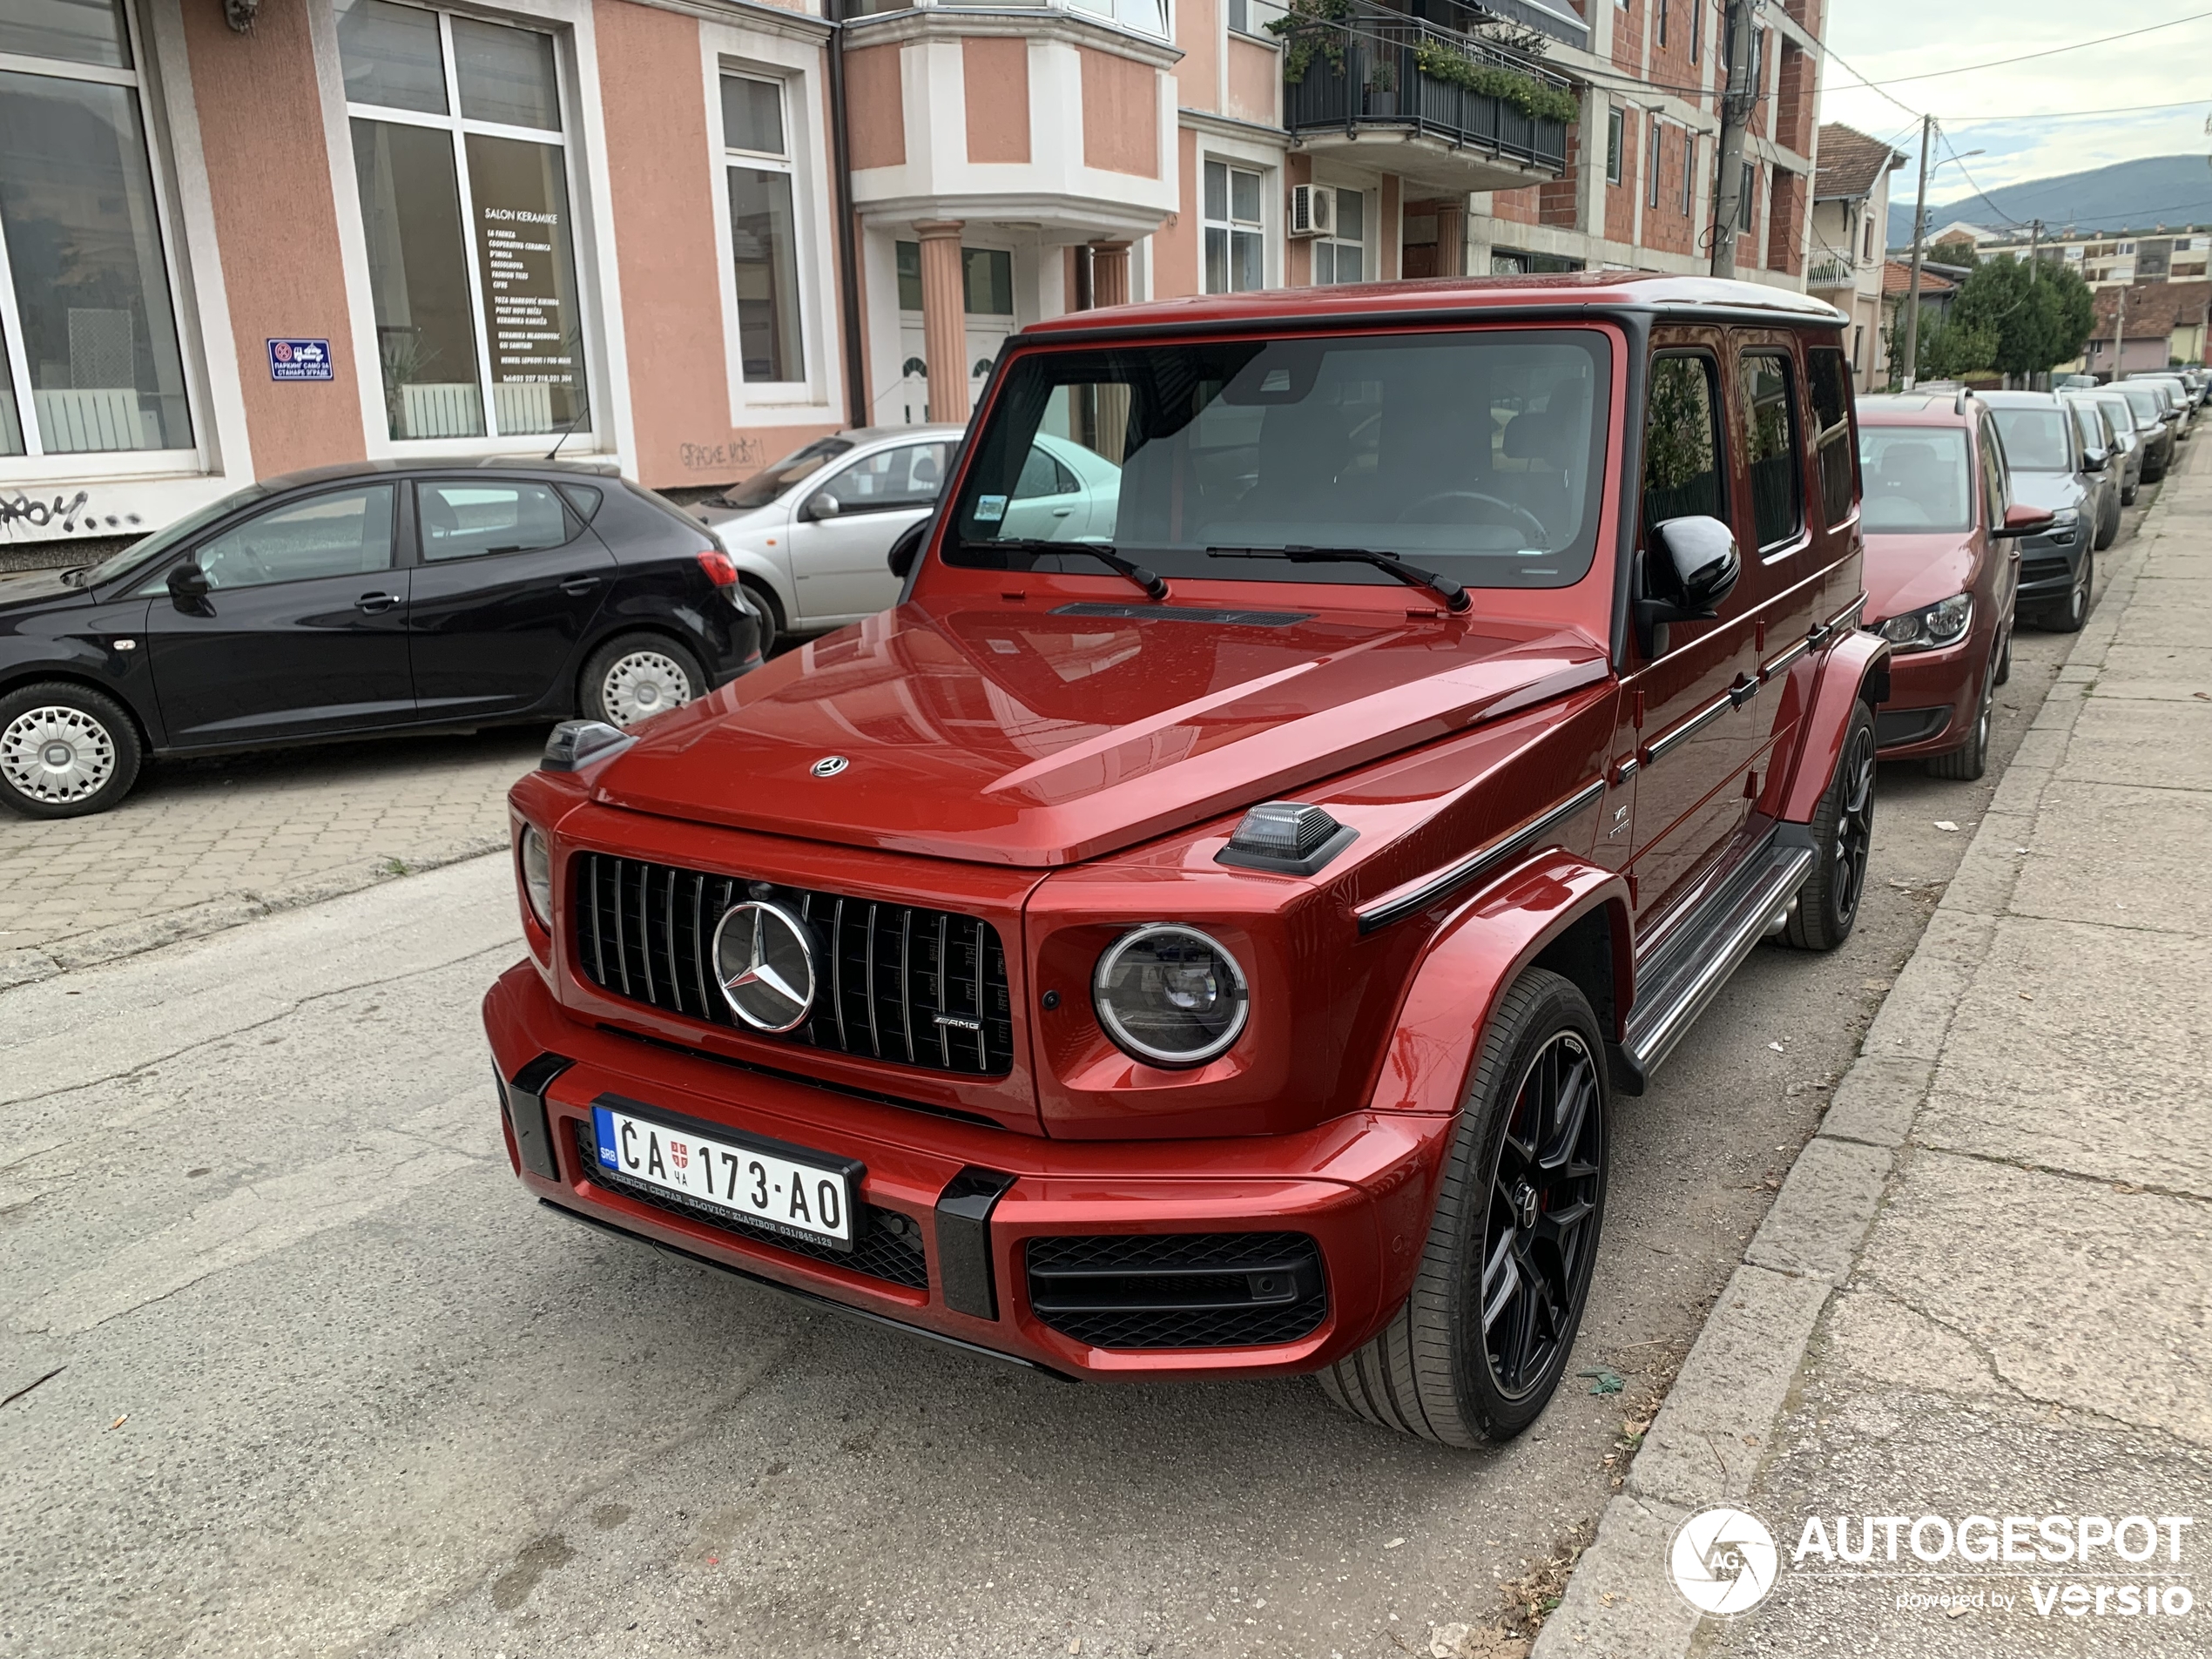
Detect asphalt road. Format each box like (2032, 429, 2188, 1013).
(0, 495, 2141, 1659)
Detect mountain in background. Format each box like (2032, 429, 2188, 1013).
(1889, 153, 2212, 245)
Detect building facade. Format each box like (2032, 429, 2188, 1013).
(0, 0, 1824, 552)
(1804, 122, 1900, 389)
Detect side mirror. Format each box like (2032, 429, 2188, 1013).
(802, 492, 841, 522)
(1992, 503, 2055, 539)
(1635, 515, 1739, 655)
(2083, 447, 2107, 471)
(887, 519, 927, 582)
(167, 560, 212, 612)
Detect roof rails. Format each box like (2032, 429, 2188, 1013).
(1955, 388, 1973, 415)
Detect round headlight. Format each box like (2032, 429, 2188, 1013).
(519, 825, 553, 927)
(1092, 924, 1249, 1069)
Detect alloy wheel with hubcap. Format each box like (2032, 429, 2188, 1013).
(580, 632, 706, 730)
(0, 682, 143, 818)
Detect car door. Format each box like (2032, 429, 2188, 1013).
(140, 482, 415, 746)
(403, 476, 617, 719)
(782, 438, 949, 623)
(1621, 341, 1764, 932)
(998, 442, 1089, 541)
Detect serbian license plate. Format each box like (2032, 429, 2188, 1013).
(589, 1100, 859, 1250)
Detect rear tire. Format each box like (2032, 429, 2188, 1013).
(0, 681, 143, 819)
(1318, 968, 1608, 1446)
(1782, 698, 1874, 951)
(579, 633, 705, 728)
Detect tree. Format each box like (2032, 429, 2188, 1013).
(1947, 254, 2097, 379)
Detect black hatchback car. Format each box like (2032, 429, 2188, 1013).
(0, 460, 761, 818)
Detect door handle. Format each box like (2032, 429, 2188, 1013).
(560, 576, 602, 595)
(1050, 507, 1075, 517)
(355, 591, 401, 614)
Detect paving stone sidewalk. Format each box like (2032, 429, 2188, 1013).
(0, 725, 541, 984)
(1537, 435, 2212, 1656)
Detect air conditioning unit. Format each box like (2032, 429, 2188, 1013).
(1288, 183, 1335, 239)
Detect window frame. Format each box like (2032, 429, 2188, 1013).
(1606, 106, 1623, 185)
(1647, 114, 1662, 210)
(1202, 156, 1267, 296)
(338, 1, 595, 452)
(1312, 184, 1371, 286)
(1804, 344, 1859, 530)
(718, 69, 806, 389)
(0, 5, 203, 478)
(140, 481, 402, 595)
(1639, 348, 1730, 548)
(811, 437, 949, 518)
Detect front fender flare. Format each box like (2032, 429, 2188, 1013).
(1352, 854, 1633, 1309)
(1777, 627, 1889, 825)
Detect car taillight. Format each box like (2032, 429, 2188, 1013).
(697, 548, 738, 587)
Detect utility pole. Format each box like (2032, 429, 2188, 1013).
(2112, 281, 2128, 383)
(1901, 113, 1934, 390)
(1710, 0, 1753, 279)
(2025, 219, 2041, 389)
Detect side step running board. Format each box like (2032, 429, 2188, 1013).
(1621, 834, 1815, 1085)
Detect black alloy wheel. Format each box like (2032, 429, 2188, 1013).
(1478, 1028, 1606, 1404)
(1317, 968, 1609, 1445)
(1783, 699, 1874, 950)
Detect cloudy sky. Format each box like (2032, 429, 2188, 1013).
(1818, 0, 2212, 204)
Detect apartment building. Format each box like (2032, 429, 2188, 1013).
(1804, 123, 1903, 389)
(0, 0, 1824, 551)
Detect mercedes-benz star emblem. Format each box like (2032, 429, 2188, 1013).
(810, 754, 849, 778)
(711, 900, 818, 1032)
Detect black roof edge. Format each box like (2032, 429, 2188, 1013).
(1020, 300, 1848, 346)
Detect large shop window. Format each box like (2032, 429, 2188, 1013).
(0, 0, 192, 459)
(722, 73, 802, 384)
(339, 0, 588, 442)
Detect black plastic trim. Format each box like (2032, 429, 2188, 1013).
(935, 1167, 1018, 1320)
(536, 1198, 1067, 1377)
(1049, 602, 1313, 627)
(1215, 822, 1359, 876)
(503, 1052, 573, 1181)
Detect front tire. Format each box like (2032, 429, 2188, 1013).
(2040, 548, 2092, 635)
(1782, 698, 1874, 951)
(579, 633, 705, 728)
(1318, 969, 1608, 1446)
(738, 578, 784, 658)
(1926, 661, 1992, 782)
(0, 681, 143, 819)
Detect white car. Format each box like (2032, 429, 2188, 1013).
(700, 425, 1121, 651)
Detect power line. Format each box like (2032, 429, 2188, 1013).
(1841, 8, 2212, 89)
(1942, 99, 2212, 122)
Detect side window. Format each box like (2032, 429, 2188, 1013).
(192, 486, 397, 590)
(821, 442, 948, 514)
(1737, 351, 1804, 551)
(1013, 444, 1079, 501)
(1805, 347, 1856, 528)
(1641, 353, 1727, 536)
(417, 481, 574, 561)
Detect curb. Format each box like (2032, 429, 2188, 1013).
(0, 835, 507, 989)
(1530, 469, 2175, 1656)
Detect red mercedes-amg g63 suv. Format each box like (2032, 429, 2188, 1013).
(484, 274, 1891, 1445)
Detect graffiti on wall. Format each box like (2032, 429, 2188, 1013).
(678, 435, 769, 474)
(0, 490, 142, 540)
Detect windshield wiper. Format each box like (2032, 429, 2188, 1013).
(960, 537, 1169, 603)
(1205, 544, 1471, 613)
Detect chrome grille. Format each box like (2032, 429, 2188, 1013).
(572, 853, 1014, 1076)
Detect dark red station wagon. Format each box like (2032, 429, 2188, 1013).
(485, 274, 1892, 1444)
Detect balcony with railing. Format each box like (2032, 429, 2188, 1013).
(1806, 256, 1854, 290)
(1272, 1, 1574, 192)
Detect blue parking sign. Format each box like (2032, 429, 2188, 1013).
(266, 338, 334, 381)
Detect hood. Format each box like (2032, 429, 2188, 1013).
(0, 567, 88, 614)
(2006, 470, 2085, 513)
(590, 596, 1609, 866)
(700, 497, 784, 537)
(1862, 531, 1979, 624)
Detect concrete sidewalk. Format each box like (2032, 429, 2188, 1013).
(1537, 435, 2212, 1656)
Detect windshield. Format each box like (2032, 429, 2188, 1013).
(946, 329, 1611, 591)
(2121, 385, 2166, 422)
(710, 436, 853, 510)
(1990, 408, 2072, 472)
(2093, 395, 2141, 435)
(75, 486, 268, 589)
(1859, 427, 1972, 533)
